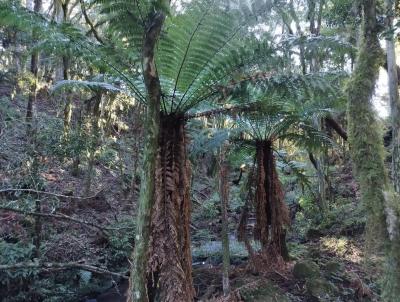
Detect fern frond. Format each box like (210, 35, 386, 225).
(51, 80, 121, 94)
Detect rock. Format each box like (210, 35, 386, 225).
(293, 260, 320, 280)
(305, 278, 338, 299)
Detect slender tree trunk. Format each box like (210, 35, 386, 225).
(62, 53, 73, 136)
(385, 0, 400, 193)
(26, 0, 42, 136)
(32, 156, 41, 259)
(237, 164, 257, 266)
(347, 0, 400, 299)
(219, 143, 230, 296)
(146, 114, 194, 302)
(72, 105, 82, 176)
(84, 94, 101, 196)
(129, 8, 167, 302)
(309, 2, 331, 211)
(61, 2, 73, 137)
(254, 140, 290, 263)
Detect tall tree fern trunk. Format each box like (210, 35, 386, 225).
(146, 114, 194, 302)
(385, 0, 400, 193)
(347, 0, 400, 299)
(129, 9, 166, 302)
(26, 0, 42, 136)
(254, 140, 289, 264)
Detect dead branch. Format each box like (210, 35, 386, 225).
(325, 116, 348, 141)
(79, 0, 104, 44)
(0, 207, 133, 234)
(0, 261, 128, 279)
(0, 187, 107, 200)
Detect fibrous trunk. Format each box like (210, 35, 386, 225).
(254, 140, 289, 262)
(146, 114, 194, 302)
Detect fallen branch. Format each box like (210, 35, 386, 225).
(0, 207, 133, 234)
(0, 187, 107, 200)
(0, 261, 128, 279)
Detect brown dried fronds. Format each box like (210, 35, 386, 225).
(147, 114, 194, 302)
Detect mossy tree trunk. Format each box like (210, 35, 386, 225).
(347, 0, 400, 299)
(347, 0, 388, 245)
(129, 7, 167, 302)
(146, 114, 194, 302)
(254, 140, 290, 263)
(385, 0, 400, 193)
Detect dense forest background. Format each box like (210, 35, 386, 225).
(1, 0, 400, 301)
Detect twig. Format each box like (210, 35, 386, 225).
(273, 269, 289, 280)
(79, 0, 104, 44)
(0, 207, 133, 234)
(0, 187, 107, 200)
(0, 261, 128, 279)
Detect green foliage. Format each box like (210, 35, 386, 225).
(193, 192, 220, 220)
(0, 241, 36, 285)
(192, 229, 215, 242)
(287, 242, 309, 260)
(0, 96, 21, 121)
(107, 219, 135, 266)
(229, 184, 245, 213)
(187, 120, 230, 159)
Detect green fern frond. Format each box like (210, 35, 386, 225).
(51, 80, 121, 94)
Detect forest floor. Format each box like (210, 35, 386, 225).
(0, 86, 383, 302)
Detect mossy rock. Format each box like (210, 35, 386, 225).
(305, 278, 338, 299)
(293, 261, 320, 280)
(240, 281, 289, 302)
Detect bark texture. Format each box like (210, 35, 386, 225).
(129, 10, 166, 302)
(147, 114, 194, 302)
(254, 140, 290, 263)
